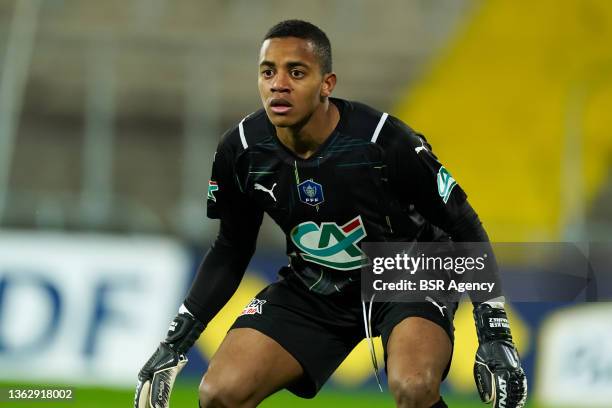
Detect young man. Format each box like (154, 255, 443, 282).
(135, 20, 527, 408)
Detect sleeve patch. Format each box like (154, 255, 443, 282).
(207, 180, 219, 202)
(436, 166, 457, 204)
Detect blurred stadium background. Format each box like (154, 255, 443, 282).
(0, 0, 611, 407)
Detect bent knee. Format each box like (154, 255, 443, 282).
(388, 372, 440, 408)
(199, 372, 257, 408)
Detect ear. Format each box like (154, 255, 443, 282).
(321, 72, 337, 97)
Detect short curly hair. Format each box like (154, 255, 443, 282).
(263, 19, 332, 74)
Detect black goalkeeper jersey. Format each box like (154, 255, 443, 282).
(206, 98, 468, 295)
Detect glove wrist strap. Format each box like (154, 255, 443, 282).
(164, 313, 205, 354)
(474, 303, 513, 343)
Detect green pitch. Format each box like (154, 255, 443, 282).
(0, 381, 546, 407)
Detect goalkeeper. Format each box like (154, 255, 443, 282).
(135, 19, 527, 408)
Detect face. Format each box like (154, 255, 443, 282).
(258, 37, 335, 128)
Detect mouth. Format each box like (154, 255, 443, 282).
(269, 98, 293, 114)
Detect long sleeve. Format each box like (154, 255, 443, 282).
(384, 117, 502, 303)
(184, 212, 262, 325)
(184, 133, 264, 324)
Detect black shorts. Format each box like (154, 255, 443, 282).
(231, 270, 456, 398)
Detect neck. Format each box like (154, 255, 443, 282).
(276, 99, 339, 159)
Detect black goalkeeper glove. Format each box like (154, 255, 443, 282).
(134, 309, 205, 408)
(473, 301, 527, 408)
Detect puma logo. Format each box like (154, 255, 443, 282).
(415, 138, 428, 154)
(254, 183, 277, 202)
(426, 296, 447, 317)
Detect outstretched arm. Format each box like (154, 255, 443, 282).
(184, 212, 262, 324)
(386, 118, 527, 407)
(135, 133, 263, 408)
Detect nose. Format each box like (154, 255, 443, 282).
(271, 72, 290, 93)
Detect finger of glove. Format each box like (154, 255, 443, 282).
(492, 370, 514, 408)
(506, 369, 528, 408)
(473, 360, 495, 404)
(139, 343, 181, 381)
(149, 358, 187, 408)
(134, 380, 151, 408)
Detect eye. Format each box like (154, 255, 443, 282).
(290, 69, 305, 79)
(261, 69, 274, 79)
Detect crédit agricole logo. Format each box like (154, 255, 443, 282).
(290, 215, 367, 270)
